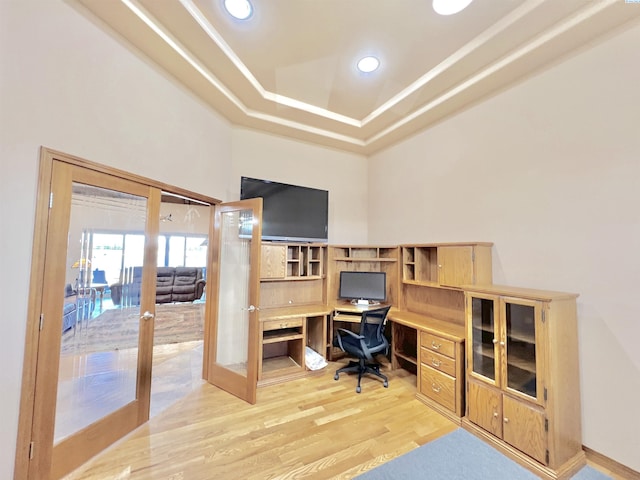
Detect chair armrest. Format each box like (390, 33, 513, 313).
(335, 328, 374, 360)
(336, 328, 364, 340)
(335, 329, 377, 361)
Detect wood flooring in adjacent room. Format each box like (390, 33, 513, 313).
(62, 363, 457, 480)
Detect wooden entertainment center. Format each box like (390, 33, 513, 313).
(257, 240, 584, 480)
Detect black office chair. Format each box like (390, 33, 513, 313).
(333, 305, 391, 393)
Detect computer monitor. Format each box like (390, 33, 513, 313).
(338, 271, 386, 305)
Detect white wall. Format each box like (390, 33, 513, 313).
(369, 21, 640, 472)
(0, 2, 369, 478)
(230, 128, 369, 244)
(0, 1, 235, 477)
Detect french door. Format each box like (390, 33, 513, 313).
(26, 158, 161, 479)
(206, 199, 262, 404)
(17, 148, 260, 479)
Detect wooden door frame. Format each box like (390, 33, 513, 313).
(14, 147, 220, 480)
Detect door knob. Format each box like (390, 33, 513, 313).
(141, 311, 154, 321)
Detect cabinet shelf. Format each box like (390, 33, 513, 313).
(263, 331, 304, 344)
(507, 364, 537, 391)
(508, 330, 535, 344)
(394, 350, 417, 366)
(472, 325, 495, 336)
(328, 245, 400, 308)
(261, 242, 326, 280)
(332, 257, 397, 262)
(401, 279, 461, 291)
(261, 275, 323, 282)
(505, 350, 536, 374)
(472, 345, 535, 374)
(261, 357, 302, 377)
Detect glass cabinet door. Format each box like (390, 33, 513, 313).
(469, 295, 499, 383)
(503, 298, 539, 399)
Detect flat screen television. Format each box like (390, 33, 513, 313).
(339, 271, 386, 305)
(240, 176, 328, 242)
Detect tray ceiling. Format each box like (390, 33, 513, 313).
(75, 0, 639, 154)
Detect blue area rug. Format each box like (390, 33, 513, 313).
(356, 429, 610, 480)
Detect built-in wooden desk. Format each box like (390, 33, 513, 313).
(329, 302, 392, 360)
(258, 304, 332, 386)
(387, 308, 466, 424)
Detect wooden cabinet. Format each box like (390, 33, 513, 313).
(463, 285, 584, 479)
(401, 243, 492, 288)
(417, 328, 465, 420)
(260, 244, 287, 279)
(258, 242, 330, 385)
(260, 243, 324, 280)
(258, 307, 330, 386)
(260, 242, 327, 309)
(391, 321, 418, 372)
(387, 310, 465, 423)
(388, 242, 491, 422)
(260, 316, 305, 383)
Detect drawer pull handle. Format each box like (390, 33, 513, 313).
(431, 383, 441, 393)
(431, 341, 441, 350)
(504, 417, 510, 423)
(431, 359, 441, 367)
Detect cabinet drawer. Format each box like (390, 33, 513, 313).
(263, 317, 303, 331)
(420, 348, 456, 377)
(420, 365, 456, 412)
(420, 332, 455, 358)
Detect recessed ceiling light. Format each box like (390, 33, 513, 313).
(432, 0, 473, 16)
(224, 0, 253, 20)
(357, 56, 380, 73)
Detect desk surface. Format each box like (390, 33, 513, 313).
(388, 308, 465, 341)
(332, 302, 390, 313)
(258, 304, 465, 342)
(259, 304, 333, 321)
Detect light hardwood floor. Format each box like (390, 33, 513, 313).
(60, 352, 630, 480)
(62, 360, 457, 480)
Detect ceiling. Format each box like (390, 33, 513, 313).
(75, 0, 639, 155)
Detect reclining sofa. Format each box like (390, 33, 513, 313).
(110, 266, 205, 306)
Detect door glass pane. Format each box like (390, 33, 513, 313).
(471, 297, 496, 380)
(185, 236, 208, 267)
(56, 184, 147, 444)
(505, 302, 536, 397)
(150, 194, 209, 417)
(168, 236, 186, 267)
(215, 209, 253, 376)
(157, 236, 167, 266)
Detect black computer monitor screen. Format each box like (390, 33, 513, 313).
(339, 271, 386, 303)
